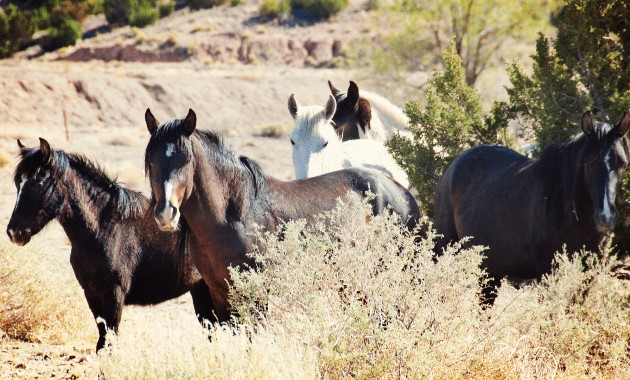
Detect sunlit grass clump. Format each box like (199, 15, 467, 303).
(0, 240, 93, 345)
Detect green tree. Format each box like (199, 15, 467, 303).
(387, 42, 511, 216)
(499, 0, 630, 252)
(385, 0, 559, 85)
(104, 0, 158, 26)
(0, 5, 36, 58)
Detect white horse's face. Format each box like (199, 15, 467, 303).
(288, 94, 340, 179)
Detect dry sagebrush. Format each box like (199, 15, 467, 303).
(228, 197, 630, 379)
(0, 240, 93, 344)
(23, 196, 626, 378)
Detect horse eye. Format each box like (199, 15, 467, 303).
(323, 141, 329, 148)
(290, 139, 295, 146)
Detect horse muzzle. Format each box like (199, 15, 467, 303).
(6, 227, 32, 246)
(594, 210, 617, 233)
(153, 204, 180, 231)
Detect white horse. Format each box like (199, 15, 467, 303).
(287, 93, 410, 189)
(328, 80, 412, 142)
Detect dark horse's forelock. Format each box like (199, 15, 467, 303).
(16, 147, 147, 220)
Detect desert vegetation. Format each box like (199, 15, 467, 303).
(0, 0, 629, 378)
(73, 199, 630, 377)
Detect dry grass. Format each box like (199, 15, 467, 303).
(255, 121, 293, 138)
(0, 150, 12, 168)
(2, 198, 628, 378)
(0, 240, 94, 345)
(97, 198, 630, 378)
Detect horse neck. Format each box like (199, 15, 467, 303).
(360, 90, 409, 133)
(186, 138, 254, 228)
(56, 166, 117, 242)
(534, 138, 589, 224)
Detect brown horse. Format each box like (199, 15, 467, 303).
(6, 139, 215, 351)
(434, 112, 629, 303)
(143, 109, 421, 322)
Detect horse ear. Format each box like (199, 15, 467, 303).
(581, 111, 594, 135)
(347, 81, 360, 107)
(356, 98, 372, 132)
(328, 80, 341, 96)
(617, 111, 630, 137)
(288, 93, 299, 119)
(39, 137, 52, 162)
(182, 109, 197, 136)
(17, 139, 26, 150)
(325, 95, 337, 120)
(145, 108, 159, 135)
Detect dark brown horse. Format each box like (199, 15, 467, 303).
(6, 139, 215, 352)
(434, 112, 629, 302)
(144, 109, 420, 322)
(327, 80, 409, 142)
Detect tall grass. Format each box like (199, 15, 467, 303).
(98, 197, 630, 378)
(0, 240, 94, 345)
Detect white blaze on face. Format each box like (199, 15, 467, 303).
(14, 174, 28, 211)
(163, 180, 174, 208)
(165, 143, 176, 158)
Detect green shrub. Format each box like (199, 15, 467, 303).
(387, 41, 512, 216)
(188, 0, 226, 10)
(41, 16, 83, 51)
(259, 0, 291, 20)
(129, 3, 159, 27)
(0, 4, 36, 58)
(291, 0, 348, 19)
(104, 0, 159, 26)
(158, 1, 175, 17)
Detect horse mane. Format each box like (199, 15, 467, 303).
(359, 90, 409, 132)
(533, 122, 618, 218)
(16, 147, 148, 220)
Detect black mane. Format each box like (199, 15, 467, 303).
(16, 147, 148, 220)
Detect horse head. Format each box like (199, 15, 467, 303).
(288, 94, 340, 179)
(144, 108, 197, 231)
(328, 80, 372, 140)
(7, 138, 64, 246)
(580, 111, 629, 231)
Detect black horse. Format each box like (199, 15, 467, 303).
(6, 138, 215, 351)
(143, 109, 421, 322)
(434, 111, 629, 302)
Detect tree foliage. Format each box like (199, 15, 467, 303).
(103, 0, 159, 26)
(0, 4, 36, 58)
(498, 0, 630, 252)
(387, 42, 512, 216)
(386, 0, 558, 85)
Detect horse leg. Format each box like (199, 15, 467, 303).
(85, 287, 125, 352)
(83, 293, 108, 352)
(479, 273, 502, 307)
(190, 281, 217, 327)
